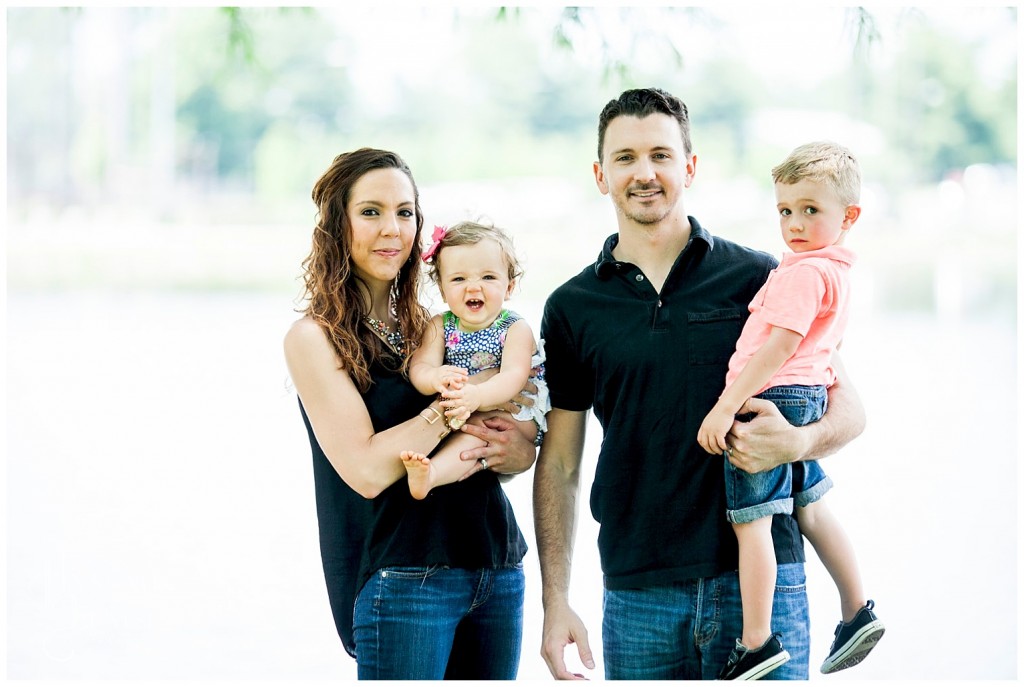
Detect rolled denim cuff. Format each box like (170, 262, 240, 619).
(727, 496, 794, 524)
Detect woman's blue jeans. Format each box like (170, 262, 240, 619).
(353, 564, 525, 680)
(602, 563, 809, 679)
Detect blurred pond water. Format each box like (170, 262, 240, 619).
(6, 287, 1017, 680)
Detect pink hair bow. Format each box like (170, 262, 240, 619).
(422, 225, 447, 262)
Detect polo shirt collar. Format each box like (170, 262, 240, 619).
(779, 244, 857, 268)
(594, 217, 715, 279)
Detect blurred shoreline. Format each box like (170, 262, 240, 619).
(6, 284, 1017, 679)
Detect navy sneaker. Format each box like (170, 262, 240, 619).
(718, 632, 791, 680)
(820, 599, 885, 674)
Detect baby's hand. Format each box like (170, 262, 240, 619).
(697, 406, 733, 456)
(435, 365, 468, 394)
(440, 383, 481, 422)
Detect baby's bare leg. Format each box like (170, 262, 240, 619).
(511, 417, 539, 445)
(403, 413, 539, 499)
(400, 450, 435, 500)
(401, 433, 487, 499)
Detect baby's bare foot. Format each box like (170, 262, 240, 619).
(400, 450, 434, 500)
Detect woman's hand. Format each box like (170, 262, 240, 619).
(501, 379, 539, 415)
(478, 378, 539, 415)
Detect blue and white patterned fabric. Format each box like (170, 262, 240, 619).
(442, 309, 550, 432)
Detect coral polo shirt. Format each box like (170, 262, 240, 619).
(725, 245, 856, 394)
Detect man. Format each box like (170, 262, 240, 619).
(533, 88, 866, 680)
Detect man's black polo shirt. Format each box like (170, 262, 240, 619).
(540, 217, 806, 590)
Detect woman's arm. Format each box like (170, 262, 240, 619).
(284, 317, 451, 499)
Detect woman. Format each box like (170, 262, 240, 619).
(283, 148, 536, 679)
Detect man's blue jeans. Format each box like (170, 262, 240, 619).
(352, 564, 524, 679)
(602, 563, 809, 679)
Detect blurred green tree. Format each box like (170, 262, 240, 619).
(177, 8, 347, 190)
(880, 17, 1016, 181)
(5, 6, 1015, 216)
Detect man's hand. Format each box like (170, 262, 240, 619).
(540, 602, 596, 680)
(457, 413, 537, 476)
(726, 397, 807, 473)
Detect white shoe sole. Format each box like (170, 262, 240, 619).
(735, 650, 791, 680)
(820, 620, 885, 674)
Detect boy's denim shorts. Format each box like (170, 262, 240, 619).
(725, 384, 834, 524)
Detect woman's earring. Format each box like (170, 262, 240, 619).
(389, 277, 400, 319)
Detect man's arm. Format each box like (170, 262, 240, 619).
(698, 326, 802, 455)
(726, 352, 865, 474)
(533, 408, 596, 680)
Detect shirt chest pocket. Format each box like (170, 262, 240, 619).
(686, 308, 744, 365)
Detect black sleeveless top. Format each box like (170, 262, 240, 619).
(299, 352, 528, 657)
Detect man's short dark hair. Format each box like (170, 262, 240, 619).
(597, 88, 691, 161)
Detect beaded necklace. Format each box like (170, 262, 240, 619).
(364, 316, 406, 357)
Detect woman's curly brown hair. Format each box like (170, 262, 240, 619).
(299, 148, 431, 392)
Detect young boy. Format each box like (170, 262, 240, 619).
(697, 141, 885, 679)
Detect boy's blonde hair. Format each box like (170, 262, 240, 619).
(426, 220, 524, 285)
(772, 141, 861, 207)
